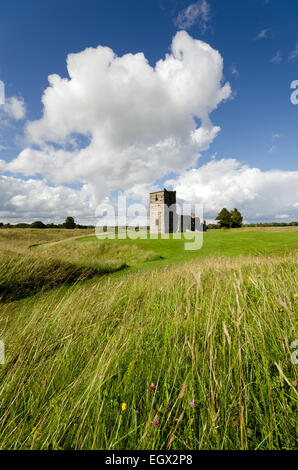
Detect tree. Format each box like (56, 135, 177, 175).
(64, 216, 76, 229)
(216, 208, 232, 228)
(31, 221, 46, 229)
(231, 208, 243, 228)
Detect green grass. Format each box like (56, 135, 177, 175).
(0, 229, 297, 450)
(81, 229, 298, 269)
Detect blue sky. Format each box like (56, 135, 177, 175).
(0, 0, 297, 223)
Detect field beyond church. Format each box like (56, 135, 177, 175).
(0, 227, 297, 450)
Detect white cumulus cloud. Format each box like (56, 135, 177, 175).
(0, 175, 94, 223)
(4, 31, 231, 206)
(1, 96, 26, 121)
(165, 159, 298, 222)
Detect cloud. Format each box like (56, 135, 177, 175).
(270, 50, 282, 64)
(174, 1, 211, 33)
(1, 96, 26, 121)
(0, 175, 94, 223)
(4, 31, 231, 206)
(288, 43, 298, 61)
(231, 63, 240, 77)
(254, 29, 269, 41)
(269, 133, 282, 153)
(165, 158, 298, 222)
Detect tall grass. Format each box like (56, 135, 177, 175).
(0, 253, 296, 450)
(0, 228, 94, 253)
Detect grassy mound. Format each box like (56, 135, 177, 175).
(0, 253, 126, 302)
(0, 236, 162, 302)
(41, 239, 163, 269)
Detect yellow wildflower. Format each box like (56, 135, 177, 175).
(121, 403, 127, 411)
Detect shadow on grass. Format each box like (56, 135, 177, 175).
(0, 259, 128, 303)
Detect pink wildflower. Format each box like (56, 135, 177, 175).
(189, 400, 195, 408)
(148, 382, 156, 392)
(152, 419, 159, 427)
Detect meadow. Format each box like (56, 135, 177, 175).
(0, 227, 297, 450)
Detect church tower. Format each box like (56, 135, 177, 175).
(149, 188, 176, 234)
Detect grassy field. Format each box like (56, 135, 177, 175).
(85, 228, 298, 269)
(0, 228, 297, 450)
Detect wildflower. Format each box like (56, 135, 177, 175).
(121, 403, 127, 411)
(148, 382, 156, 392)
(280, 337, 285, 342)
(293, 380, 297, 387)
(294, 294, 298, 298)
(152, 419, 159, 427)
(279, 301, 287, 309)
(196, 308, 201, 312)
(189, 400, 195, 408)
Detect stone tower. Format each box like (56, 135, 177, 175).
(150, 188, 176, 234)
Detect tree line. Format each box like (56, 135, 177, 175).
(0, 213, 297, 230)
(0, 217, 94, 229)
(208, 208, 298, 229)
(215, 208, 243, 228)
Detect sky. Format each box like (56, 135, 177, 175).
(0, 0, 297, 224)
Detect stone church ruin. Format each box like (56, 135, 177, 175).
(149, 188, 206, 234)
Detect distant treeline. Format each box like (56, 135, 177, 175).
(0, 223, 94, 229)
(0, 217, 94, 229)
(0, 217, 297, 230)
(207, 221, 298, 229)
